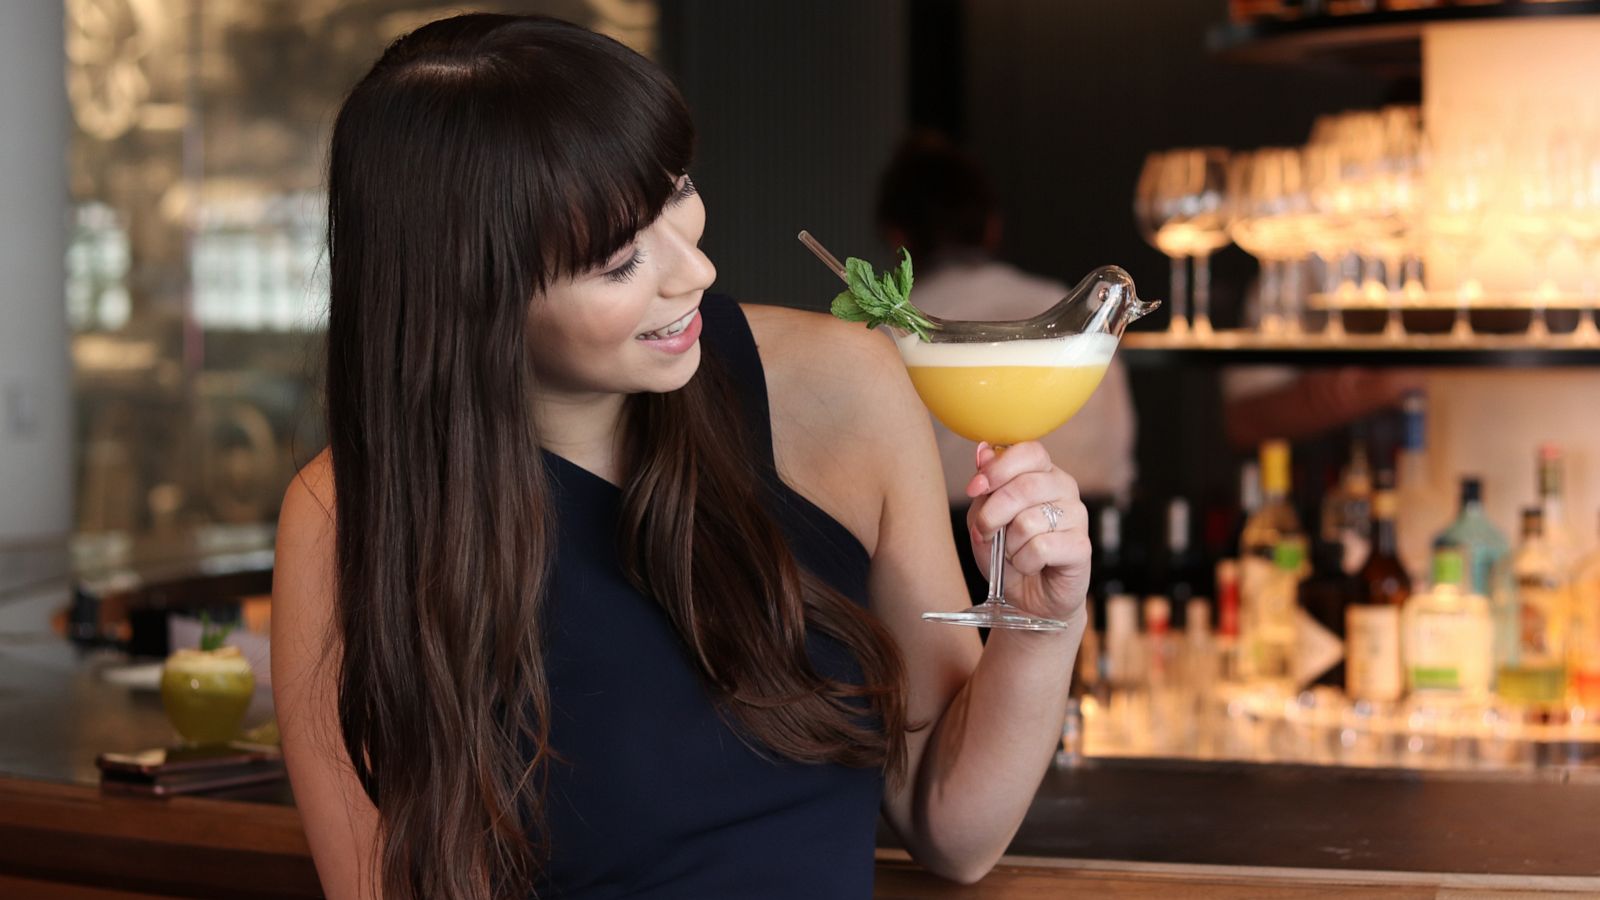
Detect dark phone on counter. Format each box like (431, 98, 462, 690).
(96, 741, 281, 777)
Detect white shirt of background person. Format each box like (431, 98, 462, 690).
(910, 257, 1137, 507)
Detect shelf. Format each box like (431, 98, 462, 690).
(1208, 2, 1600, 72)
(1120, 329, 1600, 366)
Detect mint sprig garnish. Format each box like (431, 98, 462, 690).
(829, 248, 936, 341)
(198, 610, 236, 652)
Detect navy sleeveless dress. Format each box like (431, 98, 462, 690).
(534, 295, 883, 898)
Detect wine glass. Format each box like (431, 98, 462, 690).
(1136, 151, 1189, 337)
(1566, 120, 1600, 343)
(894, 269, 1158, 630)
(1363, 107, 1424, 340)
(1230, 148, 1310, 336)
(1302, 133, 1357, 338)
(1509, 128, 1566, 341)
(1137, 149, 1232, 339)
(1422, 118, 1496, 342)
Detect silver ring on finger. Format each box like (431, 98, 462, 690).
(1041, 502, 1065, 533)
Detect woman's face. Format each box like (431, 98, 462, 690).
(526, 176, 717, 398)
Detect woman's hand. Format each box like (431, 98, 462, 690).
(964, 441, 1091, 624)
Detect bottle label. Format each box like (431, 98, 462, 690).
(1410, 606, 1491, 696)
(1512, 579, 1567, 668)
(1347, 605, 1402, 701)
(1240, 555, 1295, 682)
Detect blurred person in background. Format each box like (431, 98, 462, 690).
(877, 132, 1136, 599)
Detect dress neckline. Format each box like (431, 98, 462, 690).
(541, 448, 623, 492)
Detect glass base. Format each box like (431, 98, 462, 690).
(922, 602, 1074, 631)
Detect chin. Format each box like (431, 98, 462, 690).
(638, 342, 702, 394)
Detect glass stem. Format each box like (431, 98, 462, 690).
(1169, 256, 1190, 336)
(1452, 248, 1475, 341)
(1283, 257, 1303, 335)
(1529, 252, 1551, 340)
(986, 525, 1008, 604)
(1260, 258, 1281, 333)
(984, 442, 1012, 606)
(1384, 253, 1405, 340)
(1193, 253, 1213, 337)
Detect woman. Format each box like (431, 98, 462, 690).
(271, 13, 1090, 900)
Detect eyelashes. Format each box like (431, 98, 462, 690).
(604, 247, 646, 284)
(601, 176, 696, 284)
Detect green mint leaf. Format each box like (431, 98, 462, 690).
(844, 257, 890, 313)
(830, 290, 870, 322)
(824, 248, 934, 341)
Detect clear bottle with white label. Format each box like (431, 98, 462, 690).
(1497, 508, 1570, 707)
(1402, 549, 1492, 701)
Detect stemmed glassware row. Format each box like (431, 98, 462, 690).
(1135, 103, 1600, 345)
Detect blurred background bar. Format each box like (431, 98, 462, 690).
(6, 1, 1600, 897)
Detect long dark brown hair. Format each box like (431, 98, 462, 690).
(324, 14, 908, 899)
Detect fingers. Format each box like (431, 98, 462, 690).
(965, 441, 1054, 498)
(1007, 527, 1092, 579)
(1002, 497, 1087, 556)
(969, 469, 1082, 537)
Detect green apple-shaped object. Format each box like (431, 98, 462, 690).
(160, 646, 255, 745)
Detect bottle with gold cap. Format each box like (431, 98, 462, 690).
(1238, 440, 1305, 687)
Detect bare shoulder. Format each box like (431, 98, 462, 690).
(284, 448, 335, 519)
(739, 303, 910, 413)
(739, 303, 930, 556)
(273, 449, 337, 639)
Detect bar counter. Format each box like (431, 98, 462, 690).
(4, 540, 1600, 898)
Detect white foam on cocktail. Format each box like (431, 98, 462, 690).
(894, 330, 1118, 367)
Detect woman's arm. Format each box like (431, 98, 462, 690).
(865, 351, 1086, 884)
(752, 308, 1086, 884)
(270, 451, 384, 900)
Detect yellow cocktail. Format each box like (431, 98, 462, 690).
(906, 364, 1107, 445)
(897, 332, 1116, 446)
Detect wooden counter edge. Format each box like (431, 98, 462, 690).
(5, 775, 1596, 900)
(874, 848, 1600, 898)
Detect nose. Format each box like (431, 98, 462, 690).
(657, 221, 716, 298)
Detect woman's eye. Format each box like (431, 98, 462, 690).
(604, 248, 645, 284)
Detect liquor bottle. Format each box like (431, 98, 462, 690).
(1073, 603, 1101, 701)
(1240, 441, 1310, 688)
(1345, 481, 1411, 702)
(1496, 508, 1570, 707)
(1160, 498, 1207, 611)
(1144, 596, 1177, 690)
(1569, 511, 1600, 708)
(1360, 476, 1412, 610)
(1395, 390, 1449, 585)
(1433, 476, 1511, 600)
(1321, 439, 1373, 574)
(1244, 539, 1305, 690)
(1536, 444, 1575, 568)
(1215, 560, 1242, 683)
(1105, 594, 1143, 691)
(1402, 549, 1492, 701)
(1185, 597, 1217, 693)
(1230, 460, 1264, 554)
(1300, 534, 1362, 689)
(1089, 505, 1128, 638)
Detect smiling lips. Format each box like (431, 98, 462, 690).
(636, 307, 698, 341)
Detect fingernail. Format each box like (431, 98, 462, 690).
(975, 441, 989, 469)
